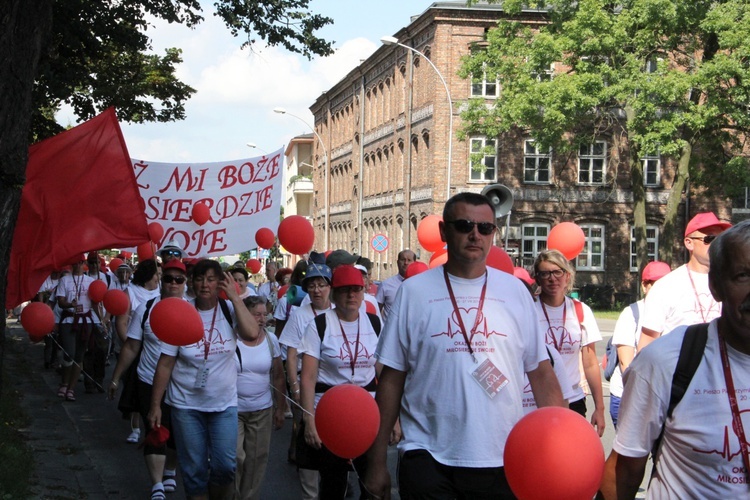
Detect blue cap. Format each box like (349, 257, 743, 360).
(303, 263, 332, 289)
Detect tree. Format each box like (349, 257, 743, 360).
(460, 0, 750, 269)
(0, 0, 333, 391)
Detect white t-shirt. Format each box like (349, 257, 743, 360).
(127, 297, 170, 384)
(614, 320, 750, 497)
(522, 345, 577, 413)
(56, 274, 96, 323)
(641, 265, 721, 335)
(534, 297, 601, 402)
(610, 300, 644, 398)
(279, 303, 332, 372)
(38, 276, 59, 295)
(274, 295, 297, 322)
(298, 308, 379, 407)
(161, 299, 238, 411)
(375, 273, 404, 319)
(235, 330, 281, 413)
(376, 266, 548, 467)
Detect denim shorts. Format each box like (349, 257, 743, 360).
(169, 406, 238, 496)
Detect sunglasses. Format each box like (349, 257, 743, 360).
(687, 235, 717, 245)
(536, 269, 566, 280)
(336, 285, 364, 294)
(163, 250, 182, 257)
(162, 275, 186, 284)
(445, 219, 497, 236)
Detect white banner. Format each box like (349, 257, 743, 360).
(131, 147, 284, 257)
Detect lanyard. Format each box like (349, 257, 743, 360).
(337, 315, 361, 378)
(442, 267, 488, 363)
(687, 270, 713, 322)
(540, 300, 566, 352)
(203, 304, 219, 361)
(718, 335, 750, 478)
(72, 275, 83, 300)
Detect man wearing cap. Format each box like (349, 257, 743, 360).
(258, 261, 280, 309)
(609, 260, 671, 427)
(365, 192, 564, 499)
(278, 263, 333, 500)
(157, 240, 186, 264)
(375, 249, 415, 320)
(638, 212, 732, 351)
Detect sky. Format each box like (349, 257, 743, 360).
(58, 1, 434, 163)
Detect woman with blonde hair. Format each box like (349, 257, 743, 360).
(533, 249, 605, 436)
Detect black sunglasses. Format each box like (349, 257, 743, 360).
(445, 219, 497, 236)
(162, 275, 186, 284)
(163, 250, 182, 257)
(687, 235, 717, 245)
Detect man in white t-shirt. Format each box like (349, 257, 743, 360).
(364, 192, 565, 499)
(600, 220, 750, 498)
(375, 249, 415, 320)
(639, 212, 731, 352)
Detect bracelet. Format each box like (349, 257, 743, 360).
(293, 389, 300, 395)
(110, 380, 118, 388)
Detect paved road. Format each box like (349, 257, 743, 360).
(6, 316, 645, 499)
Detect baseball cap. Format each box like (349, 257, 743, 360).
(641, 261, 671, 282)
(309, 251, 326, 265)
(326, 249, 358, 269)
(405, 261, 429, 279)
(331, 265, 365, 288)
(162, 260, 187, 273)
(684, 212, 732, 237)
(513, 267, 535, 286)
(303, 263, 332, 290)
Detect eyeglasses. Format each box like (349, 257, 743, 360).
(306, 283, 330, 291)
(162, 250, 182, 257)
(336, 285, 364, 294)
(162, 275, 186, 284)
(536, 269, 566, 280)
(445, 219, 497, 236)
(687, 235, 717, 245)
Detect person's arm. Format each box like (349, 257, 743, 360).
(115, 314, 130, 344)
(638, 327, 660, 352)
(285, 346, 301, 404)
(527, 359, 566, 408)
(221, 271, 259, 341)
(271, 356, 286, 430)
(107, 338, 142, 400)
(299, 353, 322, 448)
(617, 345, 635, 373)
(598, 450, 649, 500)
(148, 353, 176, 428)
(582, 343, 606, 436)
(364, 365, 407, 500)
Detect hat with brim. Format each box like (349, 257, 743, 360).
(684, 212, 732, 237)
(326, 249, 358, 269)
(332, 265, 364, 288)
(162, 260, 187, 273)
(642, 261, 671, 282)
(303, 263, 332, 291)
(158, 240, 186, 258)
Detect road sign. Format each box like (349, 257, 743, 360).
(371, 234, 389, 253)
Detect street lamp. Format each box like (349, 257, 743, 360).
(273, 107, 329, 249)
(381, 35, 453, 200)
(246, 142, 268, 155)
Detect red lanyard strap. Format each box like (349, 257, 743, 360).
(337, 315, 361, 378)
(540, 300, 566, 352)
(442, 267, 488, 363)
(203, 304, 219, 361)
(718, 335, 750, 478)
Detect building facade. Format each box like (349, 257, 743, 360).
(307, 1, 732, 300)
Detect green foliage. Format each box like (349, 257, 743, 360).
(32, 0, 334, 141)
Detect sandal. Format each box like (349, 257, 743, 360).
(57, 386, 67, 398)
(150, 483, 166, 500)
(65, 390, 75, 402)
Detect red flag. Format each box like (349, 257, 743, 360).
(6, 108, 149, 308)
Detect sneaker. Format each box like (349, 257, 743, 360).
(126, 428, 141, 443)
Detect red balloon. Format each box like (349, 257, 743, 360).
(218, 281, 243, 301)
(547, 222, 586, 261)
(405, 261, 429, 279)
(88, 280, 108, 303)
(150, 297, 204, 346)
(246, 258, 262, 274)
(277, 284, 290, 300)
(148, 221, 165, 244)
(255, 227, 276, 249)
(192, 202, 211, 226)
(108, 257, 124, 272)
(103, 289, 129, 316)
(121, 251, 133, 259)
(137, 241, 156, 261)
(504, 407, 604, 500)
(365, 300, 377, 315)
(29, 333, 47, 344)
(417, 214, 445, 252)
(428, 248, 448, 269)
(278, 216, 315, 255)
(315, 384, 380, 459)
(20, 302, 55, 337)
(486, 246, 514, 274)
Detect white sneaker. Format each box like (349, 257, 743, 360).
(126, 428, 141, 443)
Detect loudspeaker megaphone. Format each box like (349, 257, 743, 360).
(481, 184, 514, 218)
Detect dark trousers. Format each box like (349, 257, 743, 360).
(398, 449, 516, 500)
(569, 397, 587, 418)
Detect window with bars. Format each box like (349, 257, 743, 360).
(524, 140, 551, 184)
(578, 141, 607, 185)
(576, 224, 605, 270)
(469, 137, 497, 182)
(642, 154, 660, 186)
(521, 223, 549, 262)
(630, 225, 659, 270)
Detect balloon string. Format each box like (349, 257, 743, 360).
(49, 334, 105, 393)
(350, 460, 385, 500)
(269, 383, 313, 417)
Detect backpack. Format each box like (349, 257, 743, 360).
(602, 337, 618, 381)
(314, 311, 381, 340)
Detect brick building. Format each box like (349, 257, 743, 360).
(306, 1, 732, 302)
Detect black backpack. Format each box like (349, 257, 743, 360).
(314, 311, 381, 340)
